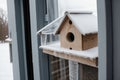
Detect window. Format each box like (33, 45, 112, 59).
(8, 0, 114, 80)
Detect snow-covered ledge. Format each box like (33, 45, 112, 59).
(5, 38, 12, 44)
(40, 42, 98, 68)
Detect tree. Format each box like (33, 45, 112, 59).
(0, 8, 8, 42)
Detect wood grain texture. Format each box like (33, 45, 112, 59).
(82, 33, 98, 50)
(81, 64, 98, 80)
(43, 49, 98, 68)
(60, 17, 82, 51)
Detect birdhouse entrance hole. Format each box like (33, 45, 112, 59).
(66, 32, 75, 42)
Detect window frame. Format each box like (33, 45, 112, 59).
(7, 0, 29, 80)
(8, 0, 114, 80)
(97, 0, 113, 80)
(29, 0, 59, 80)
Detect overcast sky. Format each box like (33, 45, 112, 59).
(0, 0, 7, 12)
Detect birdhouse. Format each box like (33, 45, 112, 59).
(55, 12, 98, 51)
(37, 11, 98, 80)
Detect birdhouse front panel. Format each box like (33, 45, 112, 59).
(60, 17, 82, 50)
(82, 33, 98, 50)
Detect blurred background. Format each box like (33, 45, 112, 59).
(0, 0, 13, 80)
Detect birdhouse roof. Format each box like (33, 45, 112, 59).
(55, 12, 98, 35)
(37, 16, 64, 35)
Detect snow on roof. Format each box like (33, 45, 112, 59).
(55, 12, 98, 35)
(37, 11, 98, 35)
(37, 16, 64, 35)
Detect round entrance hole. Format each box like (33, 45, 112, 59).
(66, 32, 75, 42)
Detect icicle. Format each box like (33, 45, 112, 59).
(43, 34, 47, 45)
(54, 35, 59, 42)
(59, 59, 67, 80)
(62, 59, 67, 80)
(50, 34, 52, 44)
(69, 60, 79, 80)
(41, 34, 46, 46)
(41, 35, 43, 46)
(54, 35, 57, 42)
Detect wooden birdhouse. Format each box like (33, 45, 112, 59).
(55, 12, 98, 51)
(37, 11, 98, 80)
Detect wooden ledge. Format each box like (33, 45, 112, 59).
(43, 49, 98, 68)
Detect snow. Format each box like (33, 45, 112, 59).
(58, 0, 97, 16)
(40, 42, 98, 59)
(39, 12, 98, 35)
(68, 13, 98, 35)
(5, 38, 12, 42)
(37, 0, 98, 35)
(54, 12, 98, 35)
(0, 43, 13, 80)
(0, 0, 7, 12)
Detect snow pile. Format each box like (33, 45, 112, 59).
(68, 13, 98, 35)
(53, 12, 98, 35)
(40, 42, 98, 59)
(0, 43, 13, 80)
